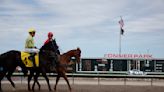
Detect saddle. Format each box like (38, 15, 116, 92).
(21, 52, 39, 67)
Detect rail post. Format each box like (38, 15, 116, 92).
(151, 77, 153, 86)
(124, 75, 126, 85)
(97, 71, 100, 85)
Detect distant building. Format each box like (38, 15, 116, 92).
(73, 54, 164, 74)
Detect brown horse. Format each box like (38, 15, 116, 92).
(54, 47, 81, 92)
(32, 48, 81, 92)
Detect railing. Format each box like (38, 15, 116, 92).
(12, 72, 164, 86)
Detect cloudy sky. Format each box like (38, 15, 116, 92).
(0, 0, 164, 58)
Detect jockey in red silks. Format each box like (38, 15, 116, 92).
(44, 32, 53, 45)
(44, 32, 60, 68)
(44, 32, 60, 54)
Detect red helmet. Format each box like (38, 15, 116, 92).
(48, 32, 53, 38)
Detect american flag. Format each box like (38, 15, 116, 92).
(119, 17, 124, 28)
(118, 17, 124, 35)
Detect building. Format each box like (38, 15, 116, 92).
(74, 54, 164, 74)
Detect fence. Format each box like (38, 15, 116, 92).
(12, 72, 164, 86)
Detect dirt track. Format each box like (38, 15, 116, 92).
(1, 77, 164, 92)
(1, 84, 164, 92)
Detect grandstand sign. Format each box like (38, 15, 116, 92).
(104, 53, 153, 59)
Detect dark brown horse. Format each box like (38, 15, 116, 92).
(0, 50, 27, 92)
(26, 50, 56, 91)
(32, 48, 81, 92)
(0, 40, 59, 92)
(26, 39, 60, 91)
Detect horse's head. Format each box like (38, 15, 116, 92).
(76, 47, 81, 63)
(72, 47, 81, 64)
(62, 48, 81, 64)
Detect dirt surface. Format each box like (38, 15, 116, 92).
(1, 84, 164, 92)
(1, 77, 164, 92)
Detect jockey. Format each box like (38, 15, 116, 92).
(25, 28, 39, 68)
(44, 32, 60, 68)
(44, 32, 60, 55)
(44, 32, 53, 45)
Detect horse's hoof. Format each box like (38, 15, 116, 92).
(12, 88, 16, 91)
(28, 88, 31, 91)
(32, 88, 35, 92)
(48, 89, 52, 92)
(38, 86, 41, 91)
(69, 88, 73, 92)
(49, 89, 52, 92)
(54, 89, 57, 92)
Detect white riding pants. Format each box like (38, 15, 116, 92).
(25, 48, 39, 53)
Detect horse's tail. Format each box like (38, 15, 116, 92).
(14, 51, 28, 76)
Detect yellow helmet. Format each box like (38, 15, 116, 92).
(28, 28, 36, 33)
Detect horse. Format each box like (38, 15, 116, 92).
(25, 39, 61, 91)
(0, 40, 59, 92)
(26, 51, 57, 91)
(0, 50, 27, 92)
(31, 47, 81, 92)
(54, 48, 81, 92)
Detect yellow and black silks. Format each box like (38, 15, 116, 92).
(21, 52, 39, 67)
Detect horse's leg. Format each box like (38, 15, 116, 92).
(41, 69, 52, 91)
(32, 72, 40, 91)
(54, 74, 60, 91)
(0, 80, 1, 92)
(0, 78, 3, 92)
(0, 81, 1, 92)
(62, 73, 72, 92)
(36, 79, 41, 90)
(0, 72, 6, 92)
(6, 70, 16, 91)
(32, 79, 36, 91)
(28, 70, 34, 91)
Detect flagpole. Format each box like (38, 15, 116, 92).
(119, 27, 121, 55)
(119, 16, 122, 55)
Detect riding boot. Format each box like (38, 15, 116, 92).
(50, 58, 56, 71)
(56, 54, 60, 64)
(50, 54, 59, 71)
(32, 56, 36, 68)
(29, 53, 36, 68)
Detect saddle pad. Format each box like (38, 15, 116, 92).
(21, 52, 39, 67)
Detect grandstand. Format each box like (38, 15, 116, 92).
(73, 53, 164, 75)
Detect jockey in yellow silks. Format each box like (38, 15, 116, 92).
(24, 28, 39, 68)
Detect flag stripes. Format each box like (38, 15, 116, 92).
(118, 17, 124, 35)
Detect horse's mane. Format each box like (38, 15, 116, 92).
(62, 48, 81, 57)
(40, 39, 57, 52)
(62, 49, 77, 56)
(60, 48, 81, 64)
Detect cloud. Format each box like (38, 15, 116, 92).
(125, 13, 164, 33)
(37, 0, 127, 27)
(0, 0, 164, 58)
